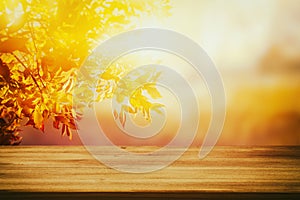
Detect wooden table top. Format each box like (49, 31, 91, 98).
(0, 146, 299, 199)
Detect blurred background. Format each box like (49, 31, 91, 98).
(20, 0, 300, 146)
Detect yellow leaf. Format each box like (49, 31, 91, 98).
(143, 83, 161, 99)
(122, 105, 136, 114)
(33, 107, 43, 128)
(151, 103, 164, 115)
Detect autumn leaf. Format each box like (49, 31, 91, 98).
(67, 118, 77, 130)
(151, 103, 164, 115)
(62, 124, 66, 136)
(0, 38, 29, 54)
(53, 119, 60, 129)
(66, 127, 71, 139)
(55, 115, 67, 124)
(113, 109, 118, 119)
(0, 0, 170, 144)
(40, 123, 45, 132)
(25, 118, 35, 126)
(33, 107, 43, 129)
(119, 111, 126, 128)
(143, 83, 162, 99)
(0, 59, 11, 82)
(121, 105, 136, 114)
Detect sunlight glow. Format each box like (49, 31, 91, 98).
(5, 1, 24, 27)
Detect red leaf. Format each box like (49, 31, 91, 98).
(25, 118, 35, 126)
(66, 127, 70, 136)
(40, 123, 45, 132)
(53, 120, 60, 129)
(68, 118, 77, 130)
(55, 116, 67, 123)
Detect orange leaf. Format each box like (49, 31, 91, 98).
(119, 111, 126, 128)
(53, 119, 60, 129)
(0, 38, 29, 54)
(25, 118, 34, 126)
(66, 127, 72, 140)
(113, 109, 118, 119)
(67, 118, 77, 130)
(62, 124, 66, 136)
(33, 108, 43, 129)
(0, 59, 11, 82)
(40, 123, 45, 132)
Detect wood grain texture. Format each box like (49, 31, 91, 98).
(0, 146, 299, 199)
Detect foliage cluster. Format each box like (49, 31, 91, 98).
(0, 0, 169, 144)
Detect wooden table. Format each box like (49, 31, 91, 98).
(0, 146, 299, 199)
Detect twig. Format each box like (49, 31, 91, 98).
(28, 21, 46, 89)
(11, 52, 43, 94)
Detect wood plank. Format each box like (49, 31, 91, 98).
(0, 146, 299, 199)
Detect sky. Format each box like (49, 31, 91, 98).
(20, 0, 300, 146)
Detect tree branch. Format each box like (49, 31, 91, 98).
(29, 21, 46, 89)
(11, 52, 43, 94)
